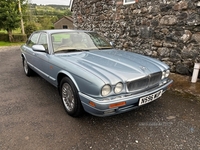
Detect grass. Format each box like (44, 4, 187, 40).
(0, 41, 24, 46)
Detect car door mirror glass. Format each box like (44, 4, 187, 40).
(110, 41, 115, 48)
(32, 45, 46, 52)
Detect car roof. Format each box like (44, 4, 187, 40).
(35, 29, 93, 34)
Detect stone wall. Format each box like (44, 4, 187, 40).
(72, 0, 200, 75)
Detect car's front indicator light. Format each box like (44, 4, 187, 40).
(89, 101, 96, 107)
(114, 82, 123, 94)
(109, 101, 126, 108)
(101, 85, 111, 96)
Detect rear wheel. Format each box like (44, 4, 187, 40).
(60, 77, 83, 117)
(23, 57, 32, 76)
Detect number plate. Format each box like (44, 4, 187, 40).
(139, 90, 163, 106)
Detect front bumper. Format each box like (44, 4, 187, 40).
(79, 79, 173, 117)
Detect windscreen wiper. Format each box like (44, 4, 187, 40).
(98, 47, 112, 50)
(54, 49, 89, 53)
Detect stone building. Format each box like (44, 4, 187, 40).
(70, 0, 200, 75)
(54, 16, 74, 29)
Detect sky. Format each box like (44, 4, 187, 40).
(31, 0, 70, 6)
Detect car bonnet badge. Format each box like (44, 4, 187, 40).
(141, 66, 146, 71)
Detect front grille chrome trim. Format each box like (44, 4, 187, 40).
(126, 72, 162, 92)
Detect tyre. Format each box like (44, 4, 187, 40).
(60, 77, 83, 117)
(23, 57, 33, 76)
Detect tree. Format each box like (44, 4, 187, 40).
(25, 23, 37, 38)
(0, 0, 27, 42)
(37, 16, 52, 30)
(65, 9, 72, 16)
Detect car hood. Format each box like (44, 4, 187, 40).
(57, 49, 168, 84)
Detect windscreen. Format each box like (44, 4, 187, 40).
(51, 32, 112, 53)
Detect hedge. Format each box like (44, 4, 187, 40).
(0, 33, 27, 42)
(0, 33, 9, 41)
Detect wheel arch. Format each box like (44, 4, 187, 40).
(21, 53, 26, 60)
(57, 71, 80, 93)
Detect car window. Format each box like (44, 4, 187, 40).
(26, 33, 40, 48)
(52, 32, 112, 53)
(38, 33, 48, 51)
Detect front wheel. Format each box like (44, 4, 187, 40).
(23, 57, 33, 76)
(60, 77, 83, 117)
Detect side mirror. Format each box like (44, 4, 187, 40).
(32, 45, 46, 52)
(110, 41, 115, 48)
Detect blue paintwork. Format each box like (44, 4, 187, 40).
(21, 29, 173, 117)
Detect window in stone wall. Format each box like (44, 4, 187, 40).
(123, 0, 137, 5)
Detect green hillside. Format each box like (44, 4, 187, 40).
(26, 4, 72, 29)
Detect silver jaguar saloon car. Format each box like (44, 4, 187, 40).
(21, 29, 173, 117)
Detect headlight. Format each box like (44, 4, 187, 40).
(165, 70, 170, 77)
(162, 70, 170, 79)
(114, 82, 123, 94)
(101, 85, 111, 96)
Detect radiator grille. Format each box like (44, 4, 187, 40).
(127, 72, 162, 92)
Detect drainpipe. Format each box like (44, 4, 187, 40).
(191, 63, 200, 83)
